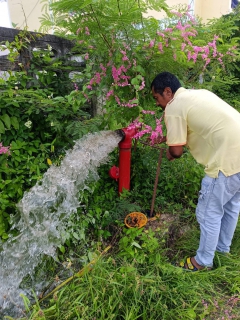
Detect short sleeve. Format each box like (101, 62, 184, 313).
(165, 115, 187, 146)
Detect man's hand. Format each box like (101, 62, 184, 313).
(166, 145, 184, 161)
(166, 148, 175, 161)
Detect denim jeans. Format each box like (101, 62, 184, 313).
(195, 171, 240, 267)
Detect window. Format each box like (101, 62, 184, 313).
(189, 0, 195, 14)
(231, 0, 239, 9)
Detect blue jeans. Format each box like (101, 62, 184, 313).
(195, 171, 240, 267)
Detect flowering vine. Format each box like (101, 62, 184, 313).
(151, 8, 236, 70)
(75, 5, 239, 144)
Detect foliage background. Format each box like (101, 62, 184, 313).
(1, 1, 239, 238)
(1, 1, 240, 318)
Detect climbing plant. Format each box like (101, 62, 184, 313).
(0, 1, 240, 239)
(39, 0, 240, 142)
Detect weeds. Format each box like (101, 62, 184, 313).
(20, 250, 240, 320)
(15, 215, 240, 320)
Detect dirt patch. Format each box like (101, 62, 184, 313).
(145, 213, 178, 232)
(144, 212, 192, 259)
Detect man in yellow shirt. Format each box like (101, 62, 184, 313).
(151, 71, 240, 270)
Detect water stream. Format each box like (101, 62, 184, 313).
(0, 130, 122, 318)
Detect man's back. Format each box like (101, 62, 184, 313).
(165, 88, 240, 177)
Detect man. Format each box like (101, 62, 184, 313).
(151, 71, 240, 270)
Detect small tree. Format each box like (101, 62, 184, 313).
(40, 0, 240, 140)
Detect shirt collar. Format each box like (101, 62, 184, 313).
(166, 87, 186, 107)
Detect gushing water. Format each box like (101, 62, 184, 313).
(0, 130, 122, 318)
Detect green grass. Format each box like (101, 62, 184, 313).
(15, 214, 240, 320)
(19, 256, 240, 320)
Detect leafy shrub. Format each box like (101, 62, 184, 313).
(130, 143, 204, 211)
(0, 32, 94, 238)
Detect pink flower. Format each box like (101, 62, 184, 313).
(121, 98, 138, 108)
(115, 95, 121, 105)
(106, 90, 114, 99)
(129, 115, 164, 143)
(149, 40, 155, 48)
(142, 110, 155, 115)
(0, 143, 10, 155)
(176, 21, 184, 31)
(89, 72, 102, 86)
(85, 27, 90, 35)
(157, 31, 165, 37)
(218, 57, 225, 68)
(187, 51, 198, 63)
(158, 42, 163, 53)
(170, 11, 182, 18)
(201, 53, 208, 59)
(74, 83, 78, 91)
(192, 52, 198, 62)
(204, 46, 209, 55)
(203, 58, 211, 70)
(139, 80, 145, 91)
(181, 43, 186, 51)
(127, 119, 142, 131)
(193, 46, 203, 53)
(123, 43, 130, 50)
(83, 93, 90, 101)
(94, 73, 101, 84)
(100, 63, 107, 75)
(112, 65, 128, 82)
(226, 51, 235, 56)
(133, 126, 152, 139)
(181, 31, 197, 38)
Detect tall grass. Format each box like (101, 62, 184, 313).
(17, 219, 240, 320)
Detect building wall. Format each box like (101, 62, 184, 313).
(8, 0, 234, 32)
(8, 0, 45, 31)
(194, 0, 231, 22)
(146, 0, 189, 20)
(147, 0, 232, 22)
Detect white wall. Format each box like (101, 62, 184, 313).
(7, 0, 236, 32)
(8, 0, 44, 31)
(0, 1, 12, 28)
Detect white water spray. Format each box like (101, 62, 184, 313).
(0, 130, 122, 318)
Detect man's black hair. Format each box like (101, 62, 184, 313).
(151, 72, 182, 95)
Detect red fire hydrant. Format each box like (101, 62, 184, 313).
(109, 127, 138, 194)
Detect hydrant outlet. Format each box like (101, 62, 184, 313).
(115, 129, 125, 142)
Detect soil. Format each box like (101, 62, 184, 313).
(143, 212, 192, 260)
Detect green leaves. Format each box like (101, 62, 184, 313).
(0, 120, 5, 134)
(1, 114, 11, 129)
(118, 226, 160, 264)
(131, 241, 142, 249)
(0, 114, 19, 133)
(10, 116, 19, 130)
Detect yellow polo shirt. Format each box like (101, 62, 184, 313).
(165, 87, 240, 177)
